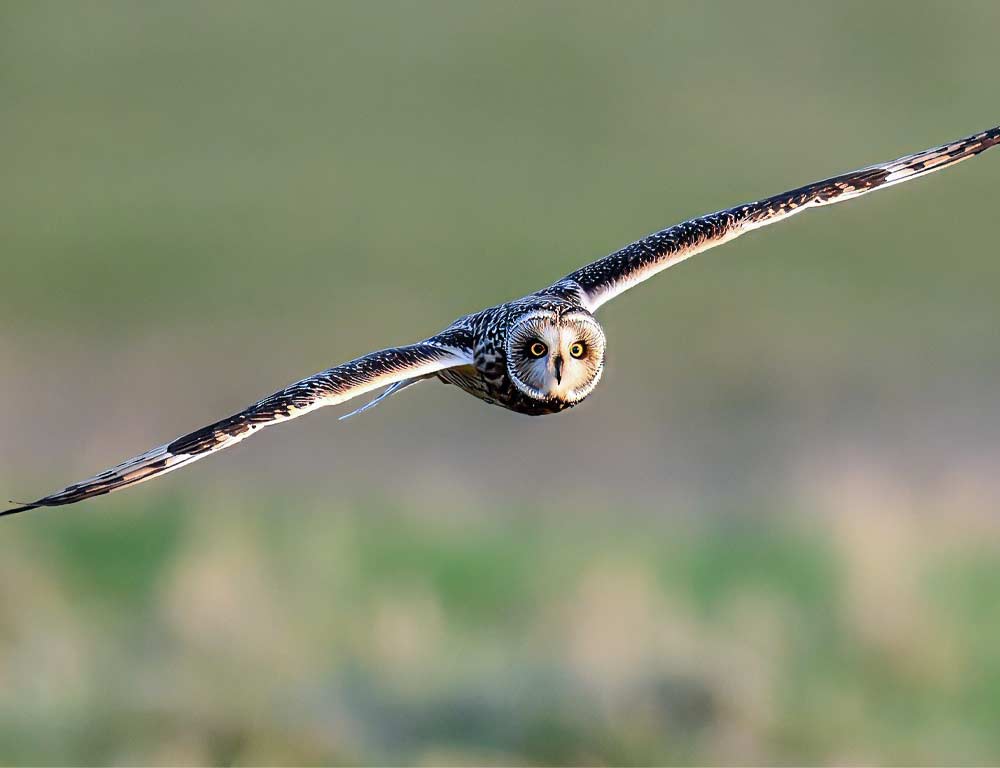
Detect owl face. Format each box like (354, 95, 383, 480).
(506, 309, 606, 404)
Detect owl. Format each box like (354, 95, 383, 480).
(5, 125, 999, 517)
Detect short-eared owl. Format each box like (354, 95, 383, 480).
(6, 125, 999, 516)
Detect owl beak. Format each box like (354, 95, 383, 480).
(553, 355, 563, 385)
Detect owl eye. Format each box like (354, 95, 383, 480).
(569, 341, 586, 359)
(527, 341, 547, 358)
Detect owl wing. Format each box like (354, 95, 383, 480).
(3, 331, 473, 518)
(562, 125, 1000, 312)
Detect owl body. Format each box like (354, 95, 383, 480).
(437, 290, 596, 416)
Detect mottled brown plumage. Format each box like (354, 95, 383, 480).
(5, 124, 998, 517)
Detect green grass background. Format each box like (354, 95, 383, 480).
(2, 2, 1000, 763)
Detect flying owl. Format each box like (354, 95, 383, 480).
(5, 125, 999, 517)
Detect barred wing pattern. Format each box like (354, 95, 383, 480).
(566, 125, 1000, 311)
(6, 124, 999, 519)
(2, 336, 472, 517)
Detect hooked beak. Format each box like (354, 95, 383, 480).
(553, 355, 563, 385)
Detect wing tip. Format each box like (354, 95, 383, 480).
(1, 501, 41, 518)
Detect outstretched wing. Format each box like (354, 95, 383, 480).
(3, 332, 473, 518)
(562, 125, 1000, 312)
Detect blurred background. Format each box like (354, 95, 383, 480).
(2, 1, 1000, 764)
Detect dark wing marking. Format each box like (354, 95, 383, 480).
(562, 125, 1000, 311)
(3, 333, 473, 518)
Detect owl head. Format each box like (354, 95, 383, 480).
(506, 308, 606, 404)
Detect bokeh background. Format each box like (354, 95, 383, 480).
(2, 2, 1000, 764)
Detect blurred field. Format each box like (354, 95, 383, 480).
(4, 498, 1000, 764)
(2, 1, 1000, 764)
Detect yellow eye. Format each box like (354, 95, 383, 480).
(569, 341, 586, 359)
(528, 342, 547, 358)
